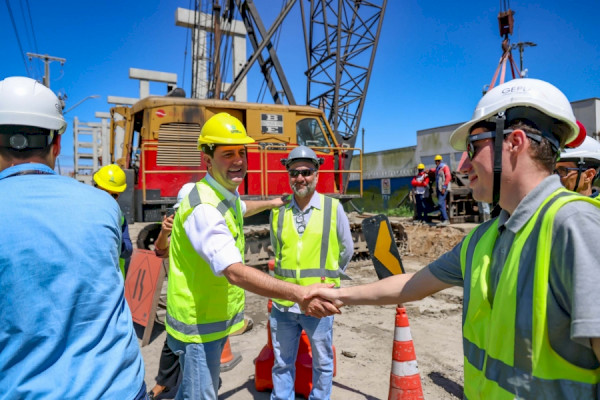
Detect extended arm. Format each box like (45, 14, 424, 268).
(154, 214, 173, 258)
(223, 263, 339, 315)
(309, 266, 452, 308)
(244, 195, 289, 217)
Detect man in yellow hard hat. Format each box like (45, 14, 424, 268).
(93, 164, 132, 278)
(165, 112, 339, 399)
(411, 163, 430, 222)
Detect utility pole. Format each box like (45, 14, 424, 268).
(26, 53, 66, 88)
(511, 41, 537, 75)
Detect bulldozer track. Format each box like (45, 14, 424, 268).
(135, 212, 409, 272)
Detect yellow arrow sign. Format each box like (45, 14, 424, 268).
(373, 221, 404, 275)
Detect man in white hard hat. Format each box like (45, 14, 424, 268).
(308, 78, 600, 398)
(269, 145, 353, 400)
(555, 132, 600, 198)
(0, 77, 147, 399)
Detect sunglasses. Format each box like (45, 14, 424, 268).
(288, 169, 316, 178)
(553, 166, 580, 178)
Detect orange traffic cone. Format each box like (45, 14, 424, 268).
(388, 306, 424, 400)
(220, 337, 242, 372)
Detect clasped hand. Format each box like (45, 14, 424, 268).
(298, 284, 345, 318)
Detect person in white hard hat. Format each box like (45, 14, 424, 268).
(307, 78, 600, 398)
(555, 132, 600, 198)
(0, 77, 147, 399)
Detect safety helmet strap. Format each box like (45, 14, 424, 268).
(492, 113, 505, 209)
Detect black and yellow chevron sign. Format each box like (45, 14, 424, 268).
(361, 214, 405, 280)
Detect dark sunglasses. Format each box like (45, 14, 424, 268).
(466, 131, 498, 160)
(288, 169, 316, 178)
(553, 166, 580, 178)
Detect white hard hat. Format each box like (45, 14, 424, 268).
(0, 76, 67, 133)
(173, 183, 196, 210)
(450, 78, 578, 151)
(559, 136, 600, 166)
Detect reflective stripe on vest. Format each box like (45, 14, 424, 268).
(119, 214, 126, 278)
(165, 179, 245, 343)
(460, 188, 600, 399)
(271, 194, 341, 306)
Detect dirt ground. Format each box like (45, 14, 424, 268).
(132, 220, 472, 399)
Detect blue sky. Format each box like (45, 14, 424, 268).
(3, 0, 600, 169)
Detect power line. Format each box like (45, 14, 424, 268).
(4, 0, 31, 76)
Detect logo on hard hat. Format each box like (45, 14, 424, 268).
(109, 175, 116, 183)
(501, 85, 531, 95)
(227, 124, 242, 134)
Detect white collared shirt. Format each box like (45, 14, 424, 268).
(183, 174, 246, 276)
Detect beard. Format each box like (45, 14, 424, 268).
(292, 179, 317, 198)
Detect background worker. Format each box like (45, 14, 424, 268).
(432, 154, 451, 225)
(165, 113, 338, 400)
(269, 146, 353, 400)
(411, 163, 430, 222)
(0, 76, 147, 399)
(308, 78, 600, 398)
(148, 182, 194, 400)
(555, 134, 600, 198)
(93, 163, 133, 277)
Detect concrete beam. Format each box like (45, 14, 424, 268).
(129, 68, 177, 84)
(107, 96, 138, 106)
(175, 8, 246, 35)
(95, 112, 111, 119)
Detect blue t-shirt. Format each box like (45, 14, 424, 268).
(0, 163, 144, 399)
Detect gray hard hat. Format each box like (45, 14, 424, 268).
(280, 145, 324, 169)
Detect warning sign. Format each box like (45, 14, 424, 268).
(361, 214, 405, 280)
(125, 249, 164, 327)
(381, 178, 391, 195)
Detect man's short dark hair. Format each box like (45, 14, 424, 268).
(200, 143, 216, 157)
(509, 120, 557, 173)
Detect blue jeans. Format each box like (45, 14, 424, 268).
(437, 190, 449, 221)
(269, 307, 334, 400)
(167, 333, 226, 400)
(415, 194, 427, 221)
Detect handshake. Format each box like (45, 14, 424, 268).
(298, 284, 345, 318)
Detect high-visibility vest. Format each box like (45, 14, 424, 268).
(460, 188, 600, 399)
(119, 215, 126, 278)
(165, 179, 245, 343)
(270, 194, 341, 307)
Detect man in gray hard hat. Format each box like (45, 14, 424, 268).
(269, 145, 353, 400)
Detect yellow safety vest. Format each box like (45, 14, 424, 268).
(460, 188, 600, 399)
(165, 179, 245, 343)
(270, 194, 341, 307)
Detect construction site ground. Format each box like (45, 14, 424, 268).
(131, 219, 474, 399)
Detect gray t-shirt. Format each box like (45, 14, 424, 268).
(429, 175, 600, 368)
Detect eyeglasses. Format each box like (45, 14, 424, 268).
(553, 166, 580, 178)
(466, 128, 517, 160)
(288, 169, 316, 178)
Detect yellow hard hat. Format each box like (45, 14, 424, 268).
(197, 112, 255, 149)
(434, 154, 443, 161)
(417, 163, 425, 170)
(93, 164, 127, 193)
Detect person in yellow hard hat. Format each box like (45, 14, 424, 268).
(93, 164, 132, 278)
(411, 163, 430, 222)
(165, 112, 339, 399)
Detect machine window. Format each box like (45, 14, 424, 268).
(296, 118, 330, 153)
